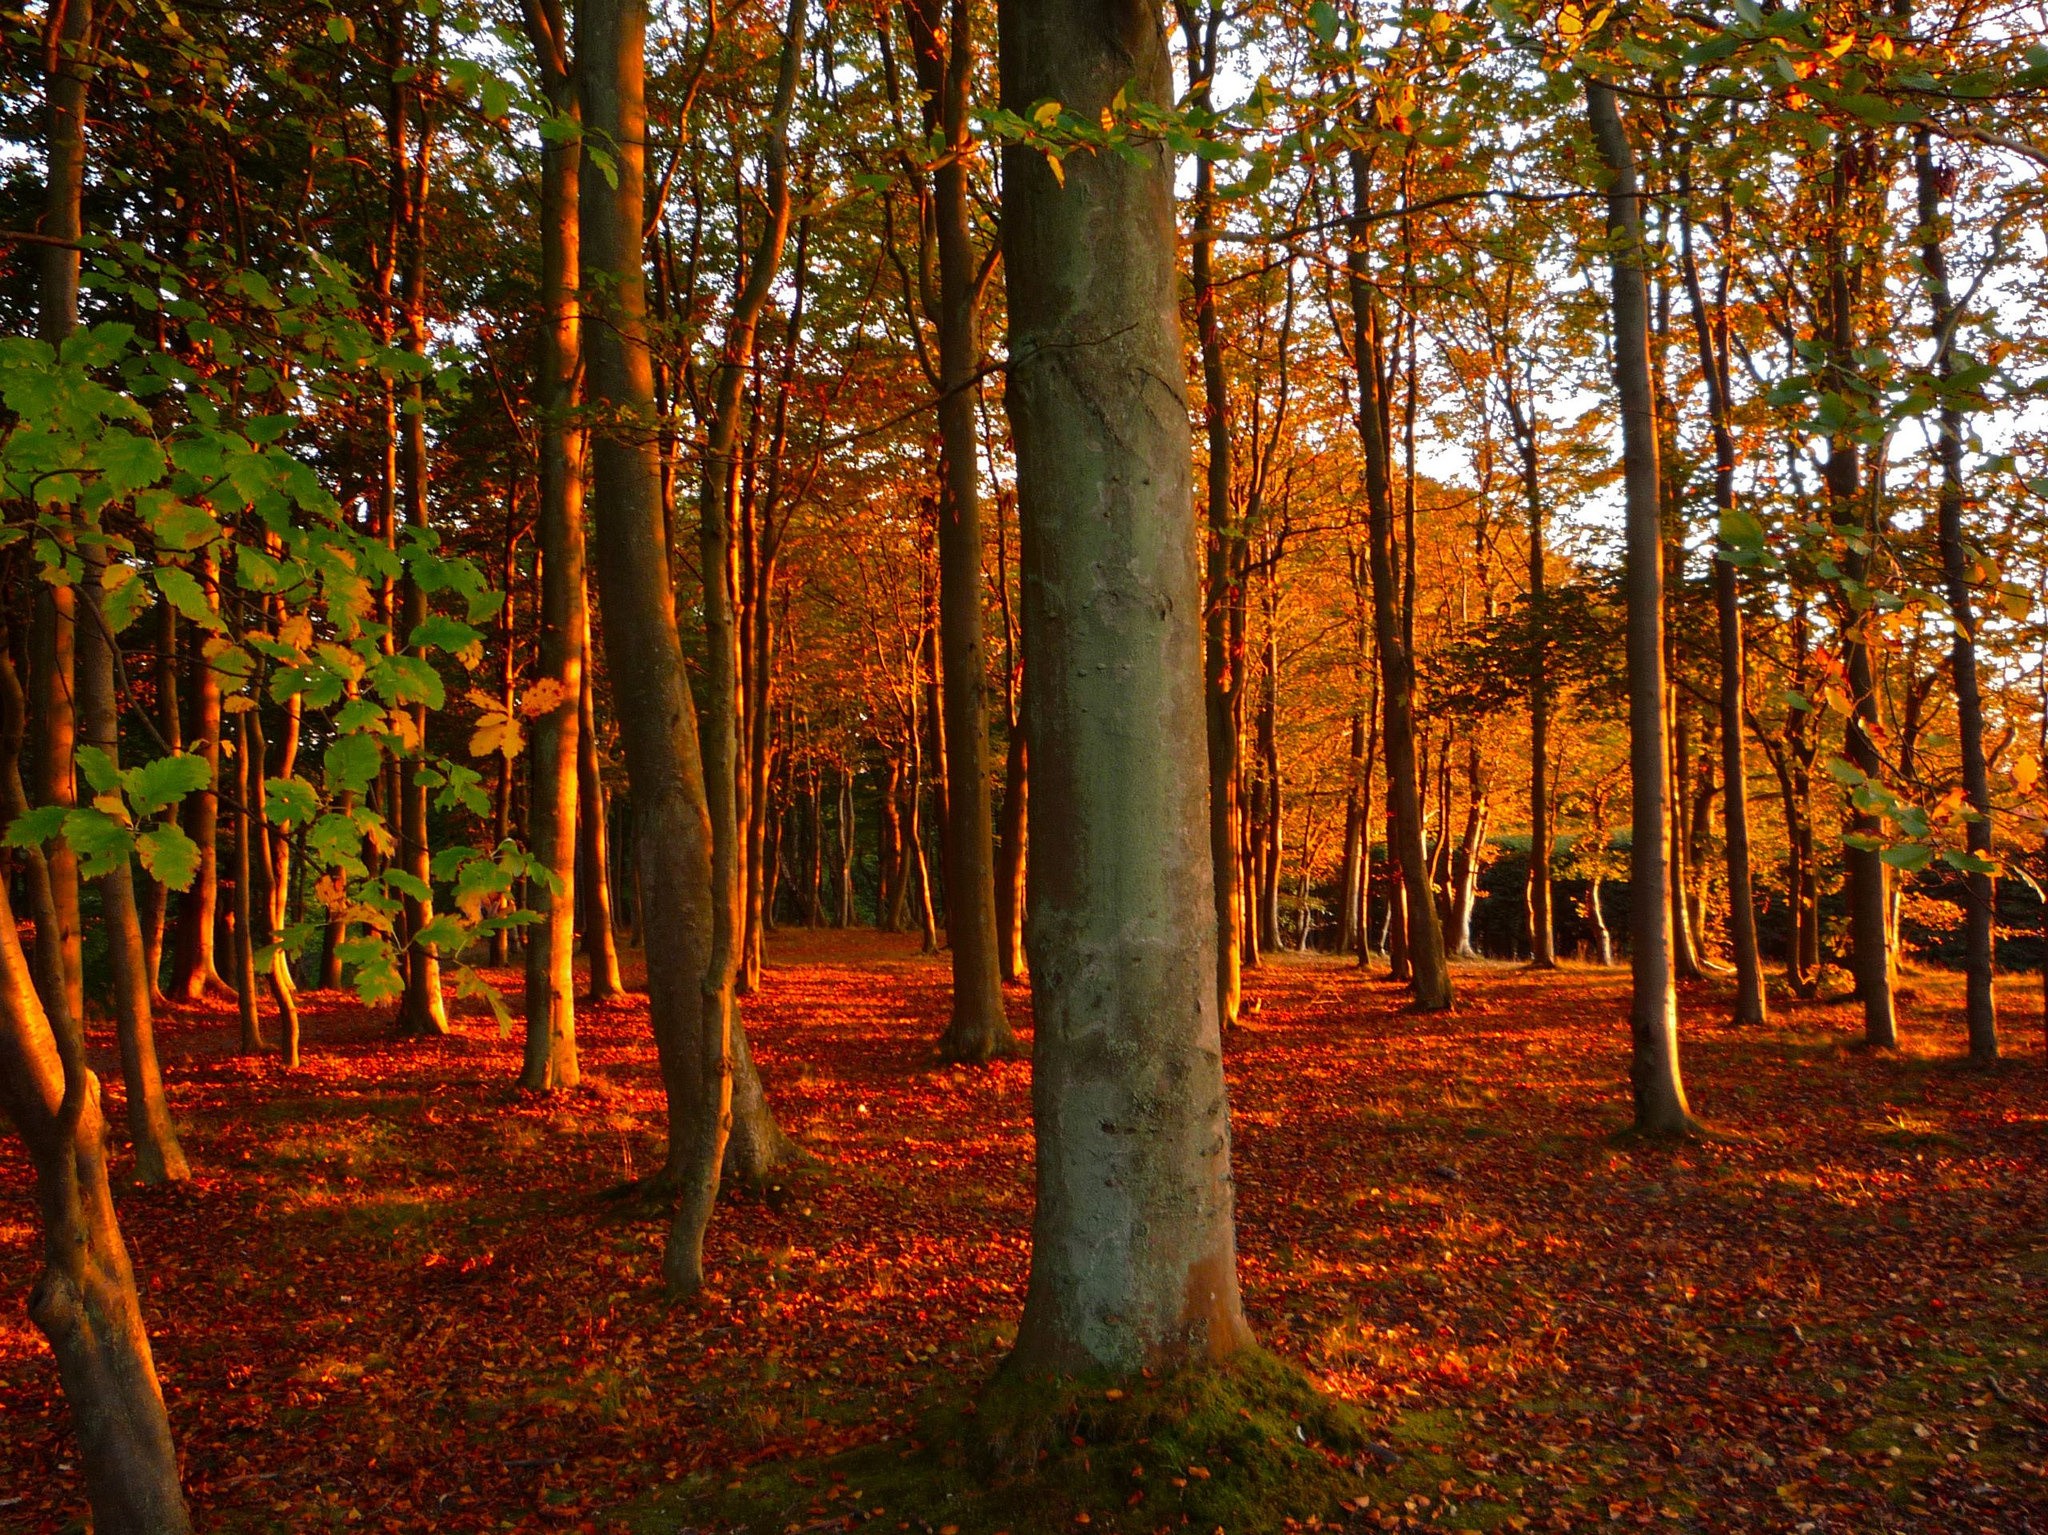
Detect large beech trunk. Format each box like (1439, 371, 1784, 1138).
(520, 0, 585, 1091)
(905, 0, 1015, 1063)
(997, 0, 1251, 1373)
(1588, 79, 1693, 1136)
(1346, 153, 1451, 1010)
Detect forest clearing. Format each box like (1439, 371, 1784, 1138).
(5, 938, 2045, 1533)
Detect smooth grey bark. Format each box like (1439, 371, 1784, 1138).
(1587, 77, 1694, 1136)
(520, 0, 585, 1090)
(904, 0, 1016, 1062)
(998, 0, 1251, 1374)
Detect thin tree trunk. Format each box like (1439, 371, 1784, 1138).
(1678, 197, 1766, 1026)
(1347, 151, 1450, 1010)
(169, 549, 223, 1002)
(246, 702, 300, 1064)
(1913, 109, 1996, 1061)
(522, 0, 585, 1090)
(906, 0, 1014, 1061)
(1821, 144, 1896, 1049)
(1588, 78, 1694, 1135)
(1449, 741, 1488, 958)
(996, 700, 1028, 981)
(997, 0, 1251, 1373)
(578, 638, 624, 999)
(139, 601, 177, 1002)
(581, 0, 726, 1291)
(229, 716, 264, 1053)
(1516, 398, 1557, 968)
(1181, 0, 1244, 1028)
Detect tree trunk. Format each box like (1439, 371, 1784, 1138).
(997, 0, 1250, 1374)
(1347, 152, 1450, 1010)
(30, 580, 83, 1030)
(1821, 144, 1896, 1049)
(578, 638, 625, 998)
(1518, 408, 1557, 968)
(1449, 741, 1489, 958)
(836, 764, 856, 927)
(169, 550, 225, 1002)
(1588, 78, 1694, 1136)
(996, 701, 1029, 981)
(1678, 204, 1766, 1025)
(0, 840, 192, 1535)
(906, 0, 1015, 1061)
(1914, 114, 1996, 1061)
(583, 0, 724, 1290)
(521, 0, 585, 1090)
(1338, 707, 1365, 956)
(1182, 0, 1245, 1028)
(139, 601, 178, 1002)
(249, 699, 301, 1064)
(230, 717, 265, 1053)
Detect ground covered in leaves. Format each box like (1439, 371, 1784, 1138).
(4, 933, 2046, 1533)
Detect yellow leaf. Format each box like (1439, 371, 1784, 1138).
(518, 677, 572, 720)
(1869, 35, 1894, 61)
(1046, 152, 1065, 186)
(1033, 100, 1061, 128)
(2015, 753, 2041, 793)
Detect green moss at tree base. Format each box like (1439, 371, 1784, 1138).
(643, 1349, 1391, 1535)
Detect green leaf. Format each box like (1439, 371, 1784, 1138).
(413, 913, 469, 953)
(307, 812, 368, 878)
(408, 615, 482, 656)
(1824, 757, 1866, 787)
(1878, 843, 1933, 873)
(4, 805, 67, 848)
(153, 565, 223, 630)
(264, 775, 319, 827)
(337, 937, 404, 1004)
(383, 868, 431, 903)
(136, 822, 201, 890)
(76, 745, 121, 795)
(370, 652, 445, 711)
(62, 806, 135, 879)
(323, 732, 382, 795)
(127, 752, 213, 815)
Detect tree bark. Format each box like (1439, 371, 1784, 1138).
(1180, 0, 1245, 1028)
(169, 550, 224, 1002)
(997, 0, 1251, 1373)
(578, 639, 625, 998)
(581, 0, 724, 1289)
(1678, 198, 1766, 1027)
(905, 0, 1015, 1062)
(1588, 77, 1694, 1136)
(521, 0, 585, 1090)
(1913, 115, 1996, 1062)
(1820, 144, 1897, 1050)
(1347, 153, 1450, 1010)
(996, 699, 1029, 981)
(230, 716, 266, 1053)
(139, 602, 177, 1001)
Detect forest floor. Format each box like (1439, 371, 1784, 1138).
(3, 934, 2047, 1535)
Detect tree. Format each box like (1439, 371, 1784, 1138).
(996, 0, 1251, 1371)
(1587, 75, 1695, 1137)
(902, 0, 1016, 1063)
(519, 0, 585, 1092)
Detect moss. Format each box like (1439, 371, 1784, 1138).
(639, 1349, 1389, 1535)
